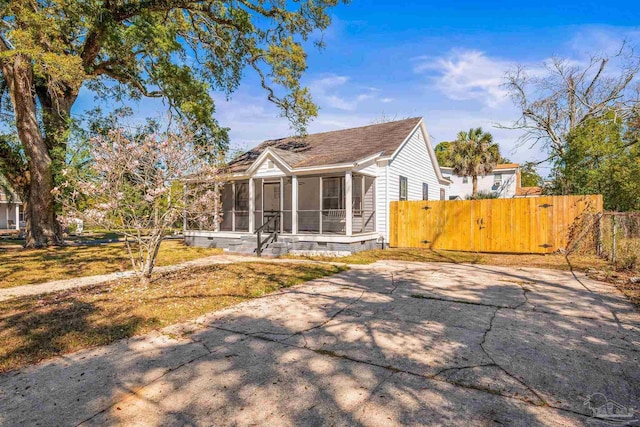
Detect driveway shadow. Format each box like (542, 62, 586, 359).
(1, 262, 639, 426)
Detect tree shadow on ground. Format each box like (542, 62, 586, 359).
(0, 296, 148, 373)
(1, 262, 639, 426)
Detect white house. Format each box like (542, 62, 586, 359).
(440, 163, 521, 199)
(0, 182, 22, 231)
(185, 117, 450, 255)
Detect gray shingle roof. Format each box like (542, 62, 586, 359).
(228, 117, 422, 173)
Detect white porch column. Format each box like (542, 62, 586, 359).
(279, 177, 284, 233)
(15, 204, 20, 229)
(231, 182, 236, 232)
(248, 178, 255, 233)
(182, 183, 188, 233)
(345, 171, 353, 236)
(5, 204, 9, 229)
(213, 182, 220, 232)
(319, 177, 323, 234)
(291, 175, 298, 234)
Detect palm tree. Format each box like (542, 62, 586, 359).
(448, 128, 501, 199)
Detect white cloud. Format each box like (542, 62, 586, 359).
(308, 74, 388, 111)
(568, 26, 640, 59)
(413, 49, 514, 108)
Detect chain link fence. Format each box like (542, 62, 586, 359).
(600, 213, 640, 271)
(568, 212, 640, 272)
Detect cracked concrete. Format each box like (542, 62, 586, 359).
(1, 260, 639, 426)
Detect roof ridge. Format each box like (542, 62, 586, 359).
(262, 117, 422, 143)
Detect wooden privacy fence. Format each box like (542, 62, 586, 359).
(389, 195, 603, 254)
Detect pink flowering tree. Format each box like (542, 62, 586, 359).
(59, 127, 225, 282)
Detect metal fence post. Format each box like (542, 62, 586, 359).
(596, 213, 603, 256)
(611, 214, 617, 264)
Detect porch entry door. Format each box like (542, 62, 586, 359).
(262, 182, 281, 232)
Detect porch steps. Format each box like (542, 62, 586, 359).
(225, 235, 291, 257)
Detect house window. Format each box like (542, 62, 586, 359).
(399, 176, 408, 201)
(462, 176, 468, 184)
(440, 188, 446, 200)
(494, 173, 503, 186)
(422, 183, 429, 200)
(322, 177, 344, 210)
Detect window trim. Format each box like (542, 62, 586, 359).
(422, 182, 429, 201)
(399, 176, 408, 201)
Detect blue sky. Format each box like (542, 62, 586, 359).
(74, 1, 640, 176)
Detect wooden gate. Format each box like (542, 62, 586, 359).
(389, 195, 603, 254)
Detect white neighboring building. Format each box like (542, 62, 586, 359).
(440, 163, 521, 199)
(185, 117, 450, 254)
(0, 184, 22, 231)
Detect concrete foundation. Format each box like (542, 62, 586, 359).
(185, 233, 380, 254)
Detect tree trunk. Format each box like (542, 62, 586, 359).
(142, 233, 164, 280)
(472, 175, 478, 198)
(2, 54, 64, 247)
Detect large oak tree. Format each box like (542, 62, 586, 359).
(0, 0, 340, 247)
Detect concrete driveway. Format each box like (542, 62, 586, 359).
(1, 261, 639, 426)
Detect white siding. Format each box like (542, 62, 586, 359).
(253, 155, 286, 178)
(355, 162, 378, 176)
(380, 127, 449, 240)
(442, 168, 518, 199)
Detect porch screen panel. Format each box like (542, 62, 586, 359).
(322, 177, 345, 234)
(254, 179, 263, 229)
(298, 176, 320, 233)
(283, 178, 292, 233)
(220, 183, 233, 231)
(352, 175, 363, 232)
(0, 206, 6, 229)
(234, 181, 249, 231)
(362, 176, 375, 232)
(187, 181, 219, 231)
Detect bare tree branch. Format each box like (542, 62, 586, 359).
(501, 42, 640, 160)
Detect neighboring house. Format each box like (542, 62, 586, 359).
(0, 181, 22, 231)
(185, 117, 450, 254)
(440, 163, 521, 199)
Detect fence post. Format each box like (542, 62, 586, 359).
(611, 214, 617, 264)
(596, 213, 603, 256)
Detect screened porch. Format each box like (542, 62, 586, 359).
(215, 173, 376, 236)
